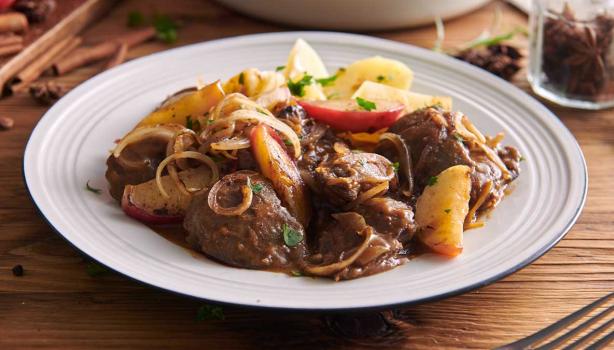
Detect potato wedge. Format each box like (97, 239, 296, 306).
(324, 56, 414, 99)
(352, 81, 452, 113)
(137, 81, 225, 127)
(416, 165, 471, 257)
(284, 39, 328, 101)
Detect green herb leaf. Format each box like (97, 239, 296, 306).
(290, 270, 302, 277)
(427, 176, 438, 186)
(127, 11, 146, 28)
(444, 208, 451, 214)
(153, 14, 178, 43)
(355, 97, 376, 111)
(283, 139, 293, 146)
(392, 162, 400, 173)
(376, 75, 385, 82)
(316, 74, 338, 87)
(453, 133, 464, 143)
(86, 262, 109, 277)
(86, 180, 102, 194)
(465, 27, 526, 49)
(238, 72, 245, 85)
(275, 65, 286, 72)
(282, 223, 303, 247)
(326, 92, 339, 100)
(196, 304, 225, 321)
(519, 156, 525, 161)
(287, 75, 314, 97)
(185, 116, 200, 131)
(250, 183, 263, 194)
(207, 118, 214, 125)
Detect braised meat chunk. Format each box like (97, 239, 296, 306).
(315, 152, 395, 207)
(184, 172, 306, 270)
(385, 106, 521, 217)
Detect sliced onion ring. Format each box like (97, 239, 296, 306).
(210, 137, 251, 151)
(345, 181, 389, 210)
(207, 172, 255, 216)
(155, 151, 219, 198)
(113, 126, 177, 158)
(208, 109, 302, 158)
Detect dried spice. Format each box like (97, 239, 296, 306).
(29, 81, 65, 106)
(12, 264, 24, 276)
(13, 0, 56, 23)
(455, 44, 522, 81)
(541, 5, 614, 99)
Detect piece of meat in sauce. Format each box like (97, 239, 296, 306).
(184, 172, 306, 270)
(309, 209, 409, 281)
(385, 106, 521, 214)
(314, 152, 396, 206)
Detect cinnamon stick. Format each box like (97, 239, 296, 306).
(52, 27, 155, 76)
(0, 34, 23, 47)
(0, 43, 23, 57)
(11, 36, 82, 93)
(0, 13, 28, 34)
(105, 42, 128, 69)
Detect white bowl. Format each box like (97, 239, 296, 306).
(216, 0, 491, 31)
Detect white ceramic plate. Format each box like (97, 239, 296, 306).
(24, 32, 587, 310)
(216, 0, 491, 31)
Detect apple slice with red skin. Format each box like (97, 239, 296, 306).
(121, 166, 211, 224)
(298, 99, 404, 132)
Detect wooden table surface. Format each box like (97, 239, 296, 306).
(1, 1, 612, 349)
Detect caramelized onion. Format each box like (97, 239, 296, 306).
(304, 213, 373, 276)
(380, 132, 414, 197)
(155, 151, 219, 198)
(112, 126, 177, 158)
(465, 180, 493, 226)
(345, 181, 389, 210)
(210, 137, 251, 151)
(207, 172, 255, 216)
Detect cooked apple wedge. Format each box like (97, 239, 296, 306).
(121, 166, 211, 224)
(415, 165, 472, 257)
(283, 38, 328, 101)
(137, 81, 225, 128)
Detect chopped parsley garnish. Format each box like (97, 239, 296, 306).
(238, 72, 245, 85)
(186, 116, 200, 131)
(520, 156, 525, 161)
(427, 176, 438, 186)
(316, 74, 338, 87)
(376, 75, 385, 82)
(153, 14, 178, 43)
(86, 181, 101, 194)
(287, 74, 314, 97)
(444, 208, 452, 214)
(250, 183, 263, 193)
(453, 133, 464, 143)
(290, 270, 302, 277)
(355, 96, 376, 111)
(196, 304, 225, 321)
(127, 11, 145, 27)
(275, 65, 286, 72)
(326, 92, 340, 100)
(86, 262, 109, 277)
(256, 107, 268, 115)
(282, 223, 303, 247)
(392, 162, 400, 172)
(207, 118, 214, 125)
(283, 139, 293, 146)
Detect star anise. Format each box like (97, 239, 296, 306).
(454, 44, 522, 81)
(541, 4, 614, 98)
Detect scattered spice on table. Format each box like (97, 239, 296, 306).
(541, 4, 614, 100)
(455, 44, 522, 81)
(29, 81, 65, 105)
(196, 304, 225, 321)
(12, 264, 24, 276)
(0, 116, 14, 130)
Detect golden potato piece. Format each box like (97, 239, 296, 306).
(352, 81, 452, 113)
(325, 56, 414, 99)
(416, 165, 471, 257)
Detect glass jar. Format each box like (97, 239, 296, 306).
(529, 0, 614, 109)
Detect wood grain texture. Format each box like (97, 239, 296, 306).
(0, 1, 612, 349)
